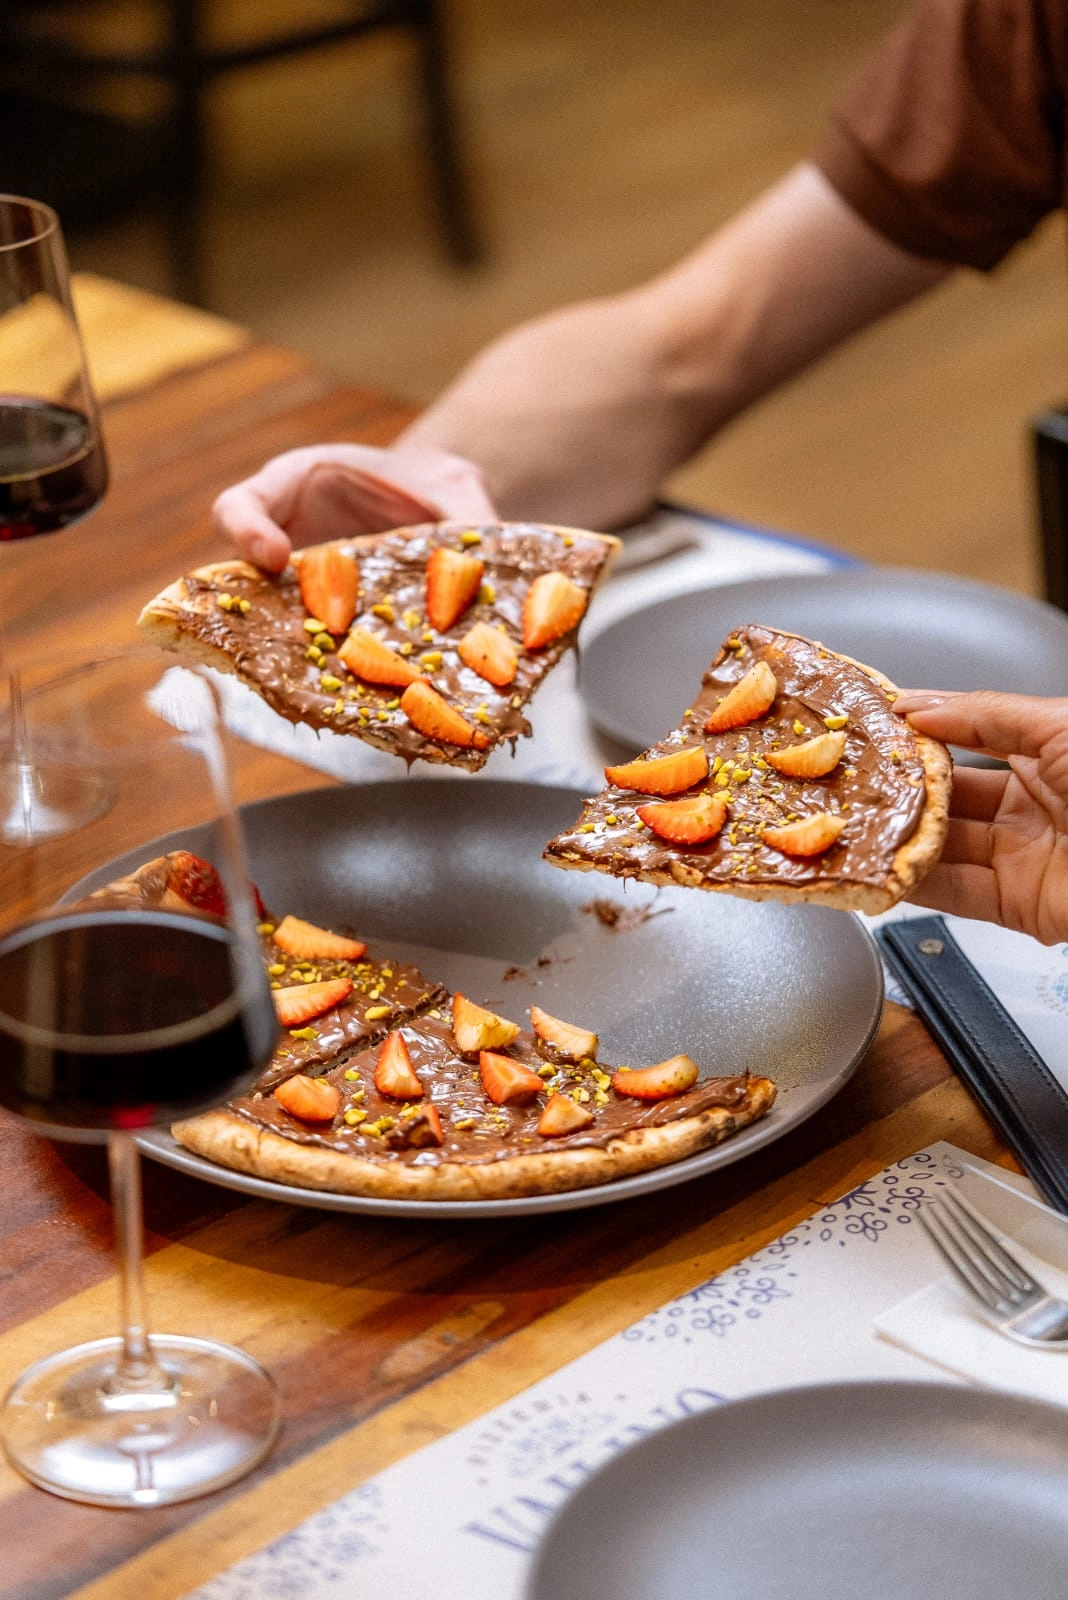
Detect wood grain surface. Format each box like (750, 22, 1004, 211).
(0, 279, 1016, 1600)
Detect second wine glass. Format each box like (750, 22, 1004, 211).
(0, 645, 282, 1507)
(0, 193, 111, 841)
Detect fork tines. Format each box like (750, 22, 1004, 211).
(920, 1188, 1039, 1314)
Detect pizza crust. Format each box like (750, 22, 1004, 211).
(545, 629, 953, 915)
(172, 1074, 777, 1201)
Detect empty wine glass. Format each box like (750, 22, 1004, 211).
(0, 194, 110, 841)
(0, 644, 282, 1507)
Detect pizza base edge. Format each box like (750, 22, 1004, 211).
(171, 1075, 777, 1202)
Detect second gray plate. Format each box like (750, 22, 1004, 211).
(137, 780, 883, 1217)
(580, 566, 1068, 753)
(526, 1381, 1068, 1598)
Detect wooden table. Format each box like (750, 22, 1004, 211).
(1, 278, 1015, 1600)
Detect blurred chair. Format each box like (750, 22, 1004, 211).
(0, 0, 482, 306)
(1033, 406, 1068, 615)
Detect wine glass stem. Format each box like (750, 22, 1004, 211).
(106, 1131, 171, 1393)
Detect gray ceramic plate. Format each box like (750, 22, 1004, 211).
(525, 1381, 1068, 1599)
(134, 780, 883, 1217)
(580, 567, 1068, 759)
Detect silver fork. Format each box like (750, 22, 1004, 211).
(920, 1188, 1068, 1348)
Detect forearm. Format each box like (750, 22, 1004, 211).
(402, 164, 950, 528)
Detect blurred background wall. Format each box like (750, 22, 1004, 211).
(8, 0, 1067, 595)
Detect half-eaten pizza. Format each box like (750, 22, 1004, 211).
(544, 623, 952, 914)
(137, 520, 619, 771)
(102, 851, 777, 1201)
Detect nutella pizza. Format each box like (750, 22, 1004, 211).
(545, 623, 952, 914)
(104, 850, 777, 1201)
(173, 991, 777, 1203)
(138, 521, 619, 771)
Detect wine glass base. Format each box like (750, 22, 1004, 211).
(0, 750, 114, 843)
(0, 1335, 281, 1507)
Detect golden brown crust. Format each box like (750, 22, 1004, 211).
(546, 631, 952, 915)
(172, 1075, 777, 1201)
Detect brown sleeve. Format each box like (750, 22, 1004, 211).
(813, 0, 1066, 269)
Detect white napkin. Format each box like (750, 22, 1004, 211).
(874, 1175, 1068, 1408)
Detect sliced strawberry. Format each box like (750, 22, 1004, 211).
(704, 659, 778, 733)
(611, 1054, 699, 1100)
(274, 1074, 341, 1122)
(604, 745, 708, 797)
(373, 1031, 424, 1099)
(537, 1095, 595, 1137)
(273, 977, 353, 1027)
(400, 680, 491, 750)
(453, 993, 521, 1055)
(458, 620, 519, 687)
(522, 571, 588, 650)
(337, 627, 420, 688)
(272, 915, 366, 961)
(765, 729, 847, 778)
(529, 1005, 598, 1063)
(762, 812, 846, 856)
(297, 545, 359, 635)
(167, 851, 227, 916)
(425, 545, 484, 632)
(636, 791, 729, 845)
(479, 1050, 544, 1106)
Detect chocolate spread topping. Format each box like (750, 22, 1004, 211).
(177, 522, 611, 764)
(255, 917, 446, 1089)
(549, 624, 927, 891)
(232, 1011, 757, 1167)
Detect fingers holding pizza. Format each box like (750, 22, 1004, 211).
(211, 443, 499, 573)
(892, 689, 1068, 945)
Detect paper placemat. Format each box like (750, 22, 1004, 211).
(186, 1142, 1062, 1600)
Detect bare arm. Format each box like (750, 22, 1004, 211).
(400, 163, 950, 528)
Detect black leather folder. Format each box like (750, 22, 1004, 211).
(877, 915, 1068, 1214)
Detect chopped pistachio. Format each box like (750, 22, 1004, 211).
(365, 1004, 392, 1020)
(320, 673, 343, 692)
(371, 602, 395, 622)
(824, 713, 848, 731)
(303, 617, 325, 633)
(288, 1026, 318, 1040)
(459, 529, 482, 546)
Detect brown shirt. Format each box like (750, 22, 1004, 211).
(814, 0, 1067, 268)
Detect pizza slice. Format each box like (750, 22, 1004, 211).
(544, 623, 952, 914)
(90, 851, 447, 1090)
(138, 520, 619, 771)
(172, 992, 777, 1202)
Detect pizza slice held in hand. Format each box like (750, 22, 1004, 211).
(138, 520, 619, 771)
(544, 623, 952, 914)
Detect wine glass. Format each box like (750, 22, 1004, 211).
(0, 644, 282, 1507)
(0, 193, 110, 841)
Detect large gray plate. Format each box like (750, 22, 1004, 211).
(526, 1381, 1068, 1599)
(580, 567, 1068, 754)
(137, 781, 883, 1217)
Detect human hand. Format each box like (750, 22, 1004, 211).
(211, 443, 498, 572)
(894, 689, 1068, 945)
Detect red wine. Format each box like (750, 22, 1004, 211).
(0, 396, 108, 539)
(0, 909, 278, 1133)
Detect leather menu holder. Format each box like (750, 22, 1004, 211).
(877, 915, 1068, 1215)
